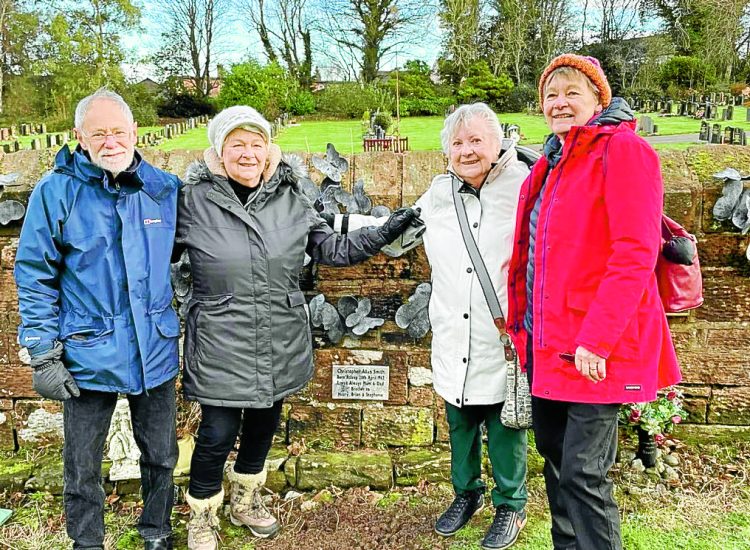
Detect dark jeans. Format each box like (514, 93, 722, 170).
(63, 378, 178, 549)
(526, 338, 622, 550)
(189, 400, 283, 498)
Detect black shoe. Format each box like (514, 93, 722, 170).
(144, 536, 173, 550)
(435, 490, 485, 537)
(481, 505, 527, 549)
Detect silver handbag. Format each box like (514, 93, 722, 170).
(500, 355, 532, 429)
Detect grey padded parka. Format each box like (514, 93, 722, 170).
(177, 146, 388, 408)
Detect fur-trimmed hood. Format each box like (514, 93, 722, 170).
(184, 145, 307, 192)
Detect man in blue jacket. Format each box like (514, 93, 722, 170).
(14, 89, 181, 550)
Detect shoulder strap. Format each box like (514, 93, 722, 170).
(450, 174, 515, 361)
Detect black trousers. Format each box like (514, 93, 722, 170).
(189, 400, 283, 498)
(63, 378, 177, 549)
(527, 338, 622, 550)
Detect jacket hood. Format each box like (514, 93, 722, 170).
(592, 97, 634, 127)
(53, 145, 173, 202)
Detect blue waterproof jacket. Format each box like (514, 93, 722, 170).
(14, 145, 181, 393)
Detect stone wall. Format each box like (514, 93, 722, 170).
(0, 145, 749, 455)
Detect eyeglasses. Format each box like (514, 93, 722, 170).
(84, 130, 130, 144)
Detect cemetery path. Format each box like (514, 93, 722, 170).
(645, 133, 699, 144)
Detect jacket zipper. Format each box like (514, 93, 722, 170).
(536, 129, 580, 349)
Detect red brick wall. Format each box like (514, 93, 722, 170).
(0, 145, 748, 449)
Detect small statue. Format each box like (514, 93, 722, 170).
(106, 399, 142, 481)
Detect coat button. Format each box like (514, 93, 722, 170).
(473, 222, 478, 228)
(456, 399, 460, 404)
(462, 357, 467, 363)
(463, 313, 469, 319)
(467, 267, 473, 273)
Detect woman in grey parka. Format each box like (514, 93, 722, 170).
(174, 106, 417, 549)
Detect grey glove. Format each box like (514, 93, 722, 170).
(30, 341, 80, 401)
(377, 207, 421, 243)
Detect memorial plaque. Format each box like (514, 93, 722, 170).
(332, 364, 389, 400)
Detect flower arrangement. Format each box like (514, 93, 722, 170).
(618, 388, 688, 444)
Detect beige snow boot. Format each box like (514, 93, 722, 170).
(227, 468, 279, 538)
(186, 489, 223, 550)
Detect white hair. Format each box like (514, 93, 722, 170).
(440, 103, 504, 154)
(74, 88, 134, 129)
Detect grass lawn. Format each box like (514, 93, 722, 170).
(3, 107, 748, 153)
(159, 106, 749, 154)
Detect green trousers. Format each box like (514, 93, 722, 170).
(445, 400, 528, 511)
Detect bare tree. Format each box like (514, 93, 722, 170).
(153, 0, 229, 97)
(439, 0, 481, 75)
(487, 0, 537, 83)
(595, 0, 643, 42)
(537, 0, 575, 67)
(237, 0, 314, 87)
(316, 0, 434, 83)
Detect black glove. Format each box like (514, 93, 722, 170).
(30, 341, 80, 401)
(377, 207, 420, 243)
(320, 212, 335, 227)
(662, 236, 695, 265)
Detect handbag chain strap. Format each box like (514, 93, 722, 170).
(450, 174, 516, 362)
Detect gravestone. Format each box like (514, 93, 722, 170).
(20, 124, 30, 136)
(639, 116, 655, 134)
(722, 108, 728, 120)
(45, 135, 54, 148)
(726, 105, 733, 120)
(38, 123, 47, 134)
(0, 128, 9, 141)
(11, 140, 19, 152)
(739, 130, 747, 146)
(724, 126, 734, 144)
(747, 109, 750, 122)
(30, 138, 41, 150)
(711, 124, 722, 143)
(666, 100, 673, 114)
(1, 144, 9, 154)
(61, 132, 69, 144)
(699, 121, 711, 142)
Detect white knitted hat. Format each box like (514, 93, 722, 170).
(208, 105, 272, 157)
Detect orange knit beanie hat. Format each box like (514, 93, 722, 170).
(538, 54, 611, 108)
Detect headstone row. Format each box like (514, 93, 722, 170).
(699, 121, 747, 145)
(18, 123, 47, 136)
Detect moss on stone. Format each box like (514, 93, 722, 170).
(295, 450, 392, 491)
(0, 454, 34, 493)
(392, 448, 450, 486)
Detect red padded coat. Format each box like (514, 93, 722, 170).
(506, 121, 681, 404)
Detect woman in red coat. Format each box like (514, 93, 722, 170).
(506, 54, 681, 549)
